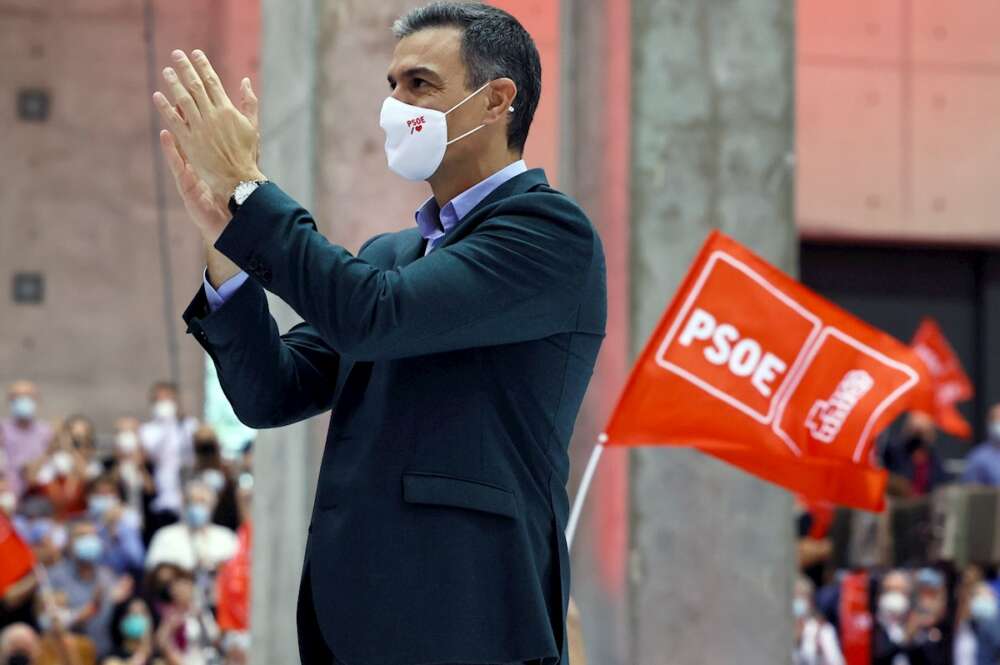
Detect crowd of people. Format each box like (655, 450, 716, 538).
(793, 406, 1000, 665)
(0, 380, 252, 665)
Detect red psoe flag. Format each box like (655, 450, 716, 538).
(0, 514, 35, 595)
(910, 317, 974, 439)
(603, 231, 927, 511)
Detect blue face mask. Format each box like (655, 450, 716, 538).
(185, 503, 211, 528)
(88, 494, 115, 518)
(10, 395, 36, 420)
(73, 534, 103, 562)
(120, 613, 150, 640)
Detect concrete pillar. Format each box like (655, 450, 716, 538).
(628, 1, 797, 663)
(249, 1, 322, 664)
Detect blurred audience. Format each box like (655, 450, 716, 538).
(0, 378, 251, 664)
(962, 403, 1000, 486)
(794, 575, 845, 665)
(883, 412, 948, 497)
(1, 382, 54, 498)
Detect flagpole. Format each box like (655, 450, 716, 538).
(565, 434, 608, 550)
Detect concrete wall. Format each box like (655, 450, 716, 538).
(628, 1, 797, 663)
(0, 0, 258, 432)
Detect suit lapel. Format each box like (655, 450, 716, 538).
(394, 168, 549, 267)
(436, 168, 549, 252)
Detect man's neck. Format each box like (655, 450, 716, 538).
(429, 150, 522, 206)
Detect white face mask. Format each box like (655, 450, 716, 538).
(152, 399, 177, 421)
(989, 421, 1000, 443)
(972, 593, 999, 622)
(879, 591, 910, 620)
(380, 81, 502, 181)
(116, 431, 139, 454)
(51, 451, 74, 476)
(10, 395, 36, 420)
(0, 492, 16, 514)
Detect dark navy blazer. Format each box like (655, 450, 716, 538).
(182, 169, 607, 665)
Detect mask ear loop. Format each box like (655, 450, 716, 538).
(443, 83, 515, 146)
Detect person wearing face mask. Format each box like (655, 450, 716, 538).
(105, 598, 154, 664)
(186, 427, 239, 532)
(873, 570, 925, 665)
(1, 382, 54, 499)
(153, 3, 605, 663)
(145, 480, 237, 574)
(28, 433, 87, 521)
(45, 521, 134, 659)
(138, 382, 199, 534)
(955, 581, 1000, 665)
(882, 412, 948, 497)
(85, 476, 145, 577)
(793, 576, 845, 665)
(962, 403, 1000, 486)
(105, 420, 156, 542)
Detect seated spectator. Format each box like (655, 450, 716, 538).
(46, 520, 134, 658)
(139, 382, 198, 531)
(793, 575, 844, 665)
(1, 381, 54, 498)
(106, 420, 158, 545)
(155, 571, 218, 665)
(955, 580, 1000, 665)
(33, 591, 98, 665)
(187, 427, 239, 531)
(883, 412, 947, 497)
(64, 415, 103, 482)
(873, 569, 915, 665)
(86, 475, 145, 577)
(0, 622, 41, 665)
(24, 430, 88, 520)
(962, 403, 1000, 486)
(102, 598, 154, 665)
(145, 480, 238, 574)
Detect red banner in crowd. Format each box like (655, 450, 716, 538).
(839, 571, 873, 665)
(216, 521, 251, 631)
(603, 231, 926, 511)
(0, 514, 34, 595)
(910, 317, 973, 439)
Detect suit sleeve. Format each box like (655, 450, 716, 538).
(212, 182, 596, 361)
(183, 266, 345, 430)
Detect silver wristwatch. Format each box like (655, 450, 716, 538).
(233, 179, 268, 206)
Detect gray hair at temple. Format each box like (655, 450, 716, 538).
(391, 2, 542, 153)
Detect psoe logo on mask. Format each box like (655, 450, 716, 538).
(407, 116, 426, 134)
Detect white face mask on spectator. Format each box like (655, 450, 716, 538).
(51, 451, 74, 477)
(793, 597, 809, 619)
(152, 399, 177, 421)
(972, 594, 999, 622)
(116, 430, 139, 454)
(879, 591, 910, 620)
(990, 420, 1000, 444)
(9, 395, 36, 420)
(0, 492, 15, 514)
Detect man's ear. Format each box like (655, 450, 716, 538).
(484, 77, 517, 124)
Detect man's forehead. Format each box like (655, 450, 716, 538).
(387, 26, 464, 80)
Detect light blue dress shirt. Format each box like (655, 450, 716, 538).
(202, 159, 528, 311)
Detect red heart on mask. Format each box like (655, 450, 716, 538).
(415, 125, 423, 132)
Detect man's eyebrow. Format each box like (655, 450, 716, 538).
(388, 66, 442, 85)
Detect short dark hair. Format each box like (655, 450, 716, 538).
(392, 2, 542, 153)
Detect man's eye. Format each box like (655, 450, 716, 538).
(412, 78, 427, 89)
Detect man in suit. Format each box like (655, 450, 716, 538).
(151, 3, 606, 664)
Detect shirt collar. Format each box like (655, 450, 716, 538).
(414, 159, 528, 242)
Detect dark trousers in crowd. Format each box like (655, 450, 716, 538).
(296, 564, 539, 665)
